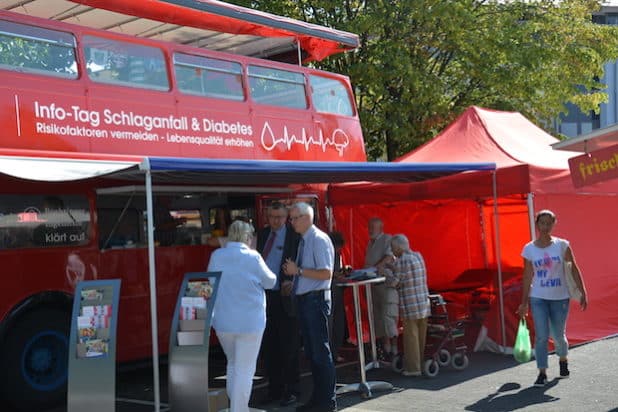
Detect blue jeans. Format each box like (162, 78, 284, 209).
(530, 297, 570, 369)
(296, 291, 336, 408)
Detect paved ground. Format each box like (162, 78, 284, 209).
(41, 335, 617, 412)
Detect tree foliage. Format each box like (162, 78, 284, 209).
(230, 0, 618, 160)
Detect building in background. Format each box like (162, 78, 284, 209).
(554, 2, 618, 139)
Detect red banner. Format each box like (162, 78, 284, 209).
(569, 144, 618, 188)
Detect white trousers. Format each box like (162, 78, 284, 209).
(216, 330, 264, 412)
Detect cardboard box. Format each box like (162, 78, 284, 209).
(208, 388, 229, 412)
(177, 331, 203, 346)
(179, 319, 205, 332)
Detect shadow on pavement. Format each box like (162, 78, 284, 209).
(464, 379, 560, 411)
(42, 345, 523, 412)
(255, 348, 523, 411)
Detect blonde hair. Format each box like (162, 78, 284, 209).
(227, 220, 254, 245)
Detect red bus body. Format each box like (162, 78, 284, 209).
(0, 8, 364, 411)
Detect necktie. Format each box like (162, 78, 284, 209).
(293, 238, 304, 294)
(262, 231, 276, 258)
(296, 238, 304, 266)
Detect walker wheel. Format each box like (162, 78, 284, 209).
(451, 353, 469, 370)
(437, 349, 451, 367)
(423, 358, 440, 378)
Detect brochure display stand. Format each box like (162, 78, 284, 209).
(67, 279, 121, 412)
(168, 271, 221, 412)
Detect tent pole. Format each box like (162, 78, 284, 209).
(145, 170, 161, 412)
(492, 170, 506, 352)
(349, 208, 354, 265)
(527, 193, 535, 240)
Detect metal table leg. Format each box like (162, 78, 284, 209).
(336, 282, 393, 398)
(364, 283, 380, 371)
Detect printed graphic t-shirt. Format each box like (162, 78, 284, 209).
(521, 237, 570, 300)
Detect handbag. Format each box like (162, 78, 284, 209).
(564, 260, 582, 301)
(561, 239, 582, 301)
(513, 318, 532, 363)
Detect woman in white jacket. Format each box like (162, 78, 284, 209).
(208, 220, 276, 412)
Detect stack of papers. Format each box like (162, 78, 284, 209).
(348, 267, 378, 280)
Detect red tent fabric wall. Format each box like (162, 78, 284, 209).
(334, 200, 486, 289)
(330, 106, 618, 351)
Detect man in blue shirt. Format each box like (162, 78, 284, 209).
(283, 202, 336, 412)
(257, 202, 301, 406)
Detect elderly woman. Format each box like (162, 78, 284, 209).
(208, 220, 277, 412)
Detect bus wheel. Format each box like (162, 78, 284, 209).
(0, 308, 70, 412)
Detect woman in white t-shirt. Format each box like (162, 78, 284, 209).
(517, 210, 588, 387)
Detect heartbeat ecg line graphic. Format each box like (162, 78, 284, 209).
(260, 122, 349, 156)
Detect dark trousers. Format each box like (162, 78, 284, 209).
(329, 285, 346, 359)
(297, 291, 337, 409)
(263, 291, 300, 397)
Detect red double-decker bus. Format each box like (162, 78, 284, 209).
(0, 1, 364, 410)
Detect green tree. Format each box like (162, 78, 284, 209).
(0, 33, 76, 77)
(231, 0, 618, 160)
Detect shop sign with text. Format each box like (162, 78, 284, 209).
(569, 144, 618, 187)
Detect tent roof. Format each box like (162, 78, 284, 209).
(396, 106, 579, 169)
(2, 0, 358, 62)
(329, 106, 596, 205)
(0, 149, 495, 185)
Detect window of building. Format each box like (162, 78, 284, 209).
(0, 194, 90, 249)
(605, 14, 618, 25)
(0, 19, 77, 78)
(248, 65, 307, 109)
(310, 74, 354, 116)
(83, 35, 169, 90)
(174, 53, 244, 100)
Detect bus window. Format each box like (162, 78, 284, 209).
(259, 195, 319, 226)
(248, 65, 307, 109)
(208, 206, 255, 229)
(0, 195, 90, 249)
(83, 35, 169, 90)
(97, 194, 203, 248)
(0, 19, 77, 78)
(174, 53, 244, 101)
(309, 74, 354, 116)
(98, 205, 142, 249)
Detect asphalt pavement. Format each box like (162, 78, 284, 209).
(41, 335, 618, 412)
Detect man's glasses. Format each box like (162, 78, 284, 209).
(289, 214, 306, 222)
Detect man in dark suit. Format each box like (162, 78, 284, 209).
(257, 202, 301, 406)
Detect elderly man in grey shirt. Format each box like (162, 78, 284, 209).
(365, 217, 397, 361)
(283, 202, 337, 412)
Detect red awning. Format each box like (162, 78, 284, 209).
(71, 0, 358, 61)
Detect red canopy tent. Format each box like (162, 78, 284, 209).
(329, 106, 618, 352)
